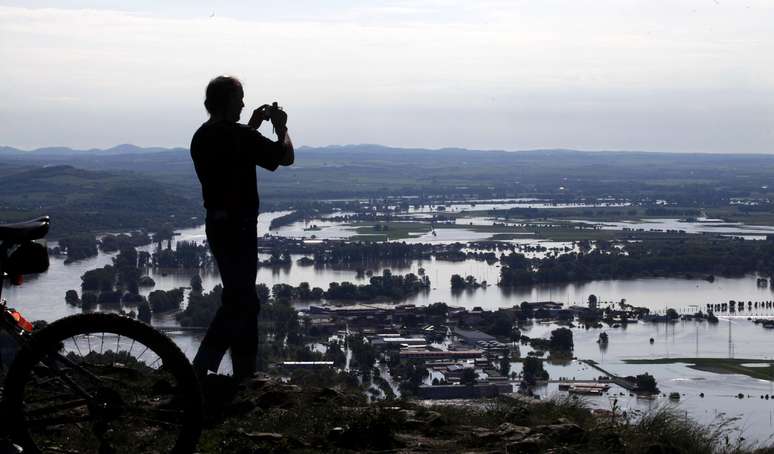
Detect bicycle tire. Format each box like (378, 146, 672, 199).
(2, 313, 202, 454)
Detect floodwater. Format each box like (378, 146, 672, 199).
(518, 319, 774, 446)
(569, 218, 774, 240)
(407, 200, 630, 213)
(6, 210, 774, 444)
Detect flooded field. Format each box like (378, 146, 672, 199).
(5, 208, 774, 444)
(569, 218, 774, 240)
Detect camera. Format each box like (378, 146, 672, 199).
(263, 102, 282, 121)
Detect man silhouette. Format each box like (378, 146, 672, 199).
(190, 75, 294, 380)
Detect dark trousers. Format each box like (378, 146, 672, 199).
(193, 214, 259, 379)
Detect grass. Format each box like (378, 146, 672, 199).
(622, 405, 752, 454)
(337, 216, 704, 242)
(166, 370, 768, 453)
(350, 221, 431, 240)
(623, 358, 774, 381)
(430, 394, 754, 453)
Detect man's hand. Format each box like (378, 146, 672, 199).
(247, 105, 271, 129)
(270, 108, 288, 132)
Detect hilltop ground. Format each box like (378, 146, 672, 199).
(195, 373, 773, 454)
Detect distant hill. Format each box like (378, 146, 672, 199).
(0, 144, 183, 156)
(3, 143, 774, 235)
(0, 163, 201, 238)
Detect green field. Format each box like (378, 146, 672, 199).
(624, 358, 774, 381)
(350, 222, 431, 240)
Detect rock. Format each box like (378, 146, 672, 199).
(223, 396, 259, 417)
(468, 428, 502, 445)
(497, 423, 531, 441)
(597, 432, 624, 452)
(507, 434, 545, 453)
(534, 423, 585, 444)
(313, 386, 345, 403)
(256, 389, 298, 409)
(645, 443, 681, 454)
(244, 432, 285, 443)
(504, 405, 531, 424)
(241, 374, 271, 391)
(404, 411, 445, 434)
(327, 426, 345, 442)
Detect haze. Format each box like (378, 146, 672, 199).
(0, 1, 772, 153)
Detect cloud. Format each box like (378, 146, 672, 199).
(0, 3, 772, 152)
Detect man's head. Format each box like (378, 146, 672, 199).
(204, 75, 244, 122)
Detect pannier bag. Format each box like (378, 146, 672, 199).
(6, 240, 49, 275)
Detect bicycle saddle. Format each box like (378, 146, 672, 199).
(0, 216, 50, 242)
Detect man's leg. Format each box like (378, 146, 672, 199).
(192, 217, 245, 377)
(229, 220, 259, 380)
(192, 291, 238, 377)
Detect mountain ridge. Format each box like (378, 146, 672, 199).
(4, 143, 765, 157)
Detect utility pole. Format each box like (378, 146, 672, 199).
(695, 322, 699, 357)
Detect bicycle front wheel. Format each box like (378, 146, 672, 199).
(3, 313, 202, 454)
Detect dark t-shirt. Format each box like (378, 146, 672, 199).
(190, 121, 284, 216)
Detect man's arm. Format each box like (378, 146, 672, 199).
(248, 105, 294, 166)
(275, 126, 294, 166)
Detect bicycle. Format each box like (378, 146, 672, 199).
(0, 217, 202, 453)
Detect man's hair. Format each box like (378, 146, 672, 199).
(204, 75, 242, 114)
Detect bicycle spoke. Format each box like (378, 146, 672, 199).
(71, 336, 83, 357)
(27, 413, 93, 428)
(41, 445, 81, 454)
(27, 398, 88, 417)
(8, 314, 202, 453)
(148, 355, 163, 369)
(125, 407, 185, 426)
(135, 345, 150, 362)
(128, 338, 135, 357)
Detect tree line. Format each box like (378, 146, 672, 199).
(500, 237, 774, 287)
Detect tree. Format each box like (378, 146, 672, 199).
(148, 288, 184, 313)
(485, 311, 514, 337)
(81, 292, 97, 309)
(177, 285, 222, 327)
(450, 274, 466, 291)
(396, 360, 429, 397)
(81, 265, 116, 292)
(137, 301, 152, 324)
(325, 340, 347, 367)
(666, 308, 679, 320)
(426, 302, 449, 317)
(190, 274, 203, 294)
(549, 327, 574, 352)
(460, 368, 477, 386)
(65, 290, 80, 306)
(522, 356, 548, 385)
(520, 301, 534, 319)
(349, 335, 376, 373)
(499, 353, 511, 376)
(587, 294, 598, 308)
(59, 234, 98, 263)
(635, 373, 658, 393)
(256, 283, 270, 302)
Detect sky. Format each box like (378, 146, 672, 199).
(0, 1, 772, 153)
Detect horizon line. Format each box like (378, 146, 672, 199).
(2, 143, 773, 157)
